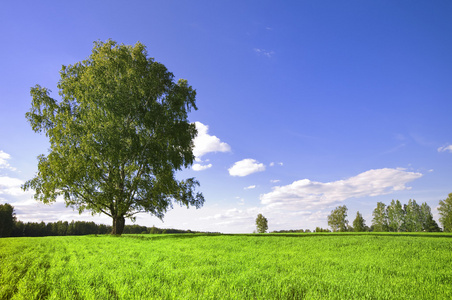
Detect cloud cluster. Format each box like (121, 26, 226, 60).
(260, 168, 423, 209)
(0, 176, 24, 196)
(228, 159, 266, 177)
(201, 207, 259, 230)
(0, 150, 16, 171)
(438, 145, 452, 153)
(192, 163, 212, 171)
(0, 151, 24, 197)
(192, 122, 231, 171)
(193, 122, 231, 159)
(254, 48, 275, 58)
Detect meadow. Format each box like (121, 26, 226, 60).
(1, 233, 451, 299)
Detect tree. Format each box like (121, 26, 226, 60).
(255, 214, 268, 233)
(22, 40, 204, 235)
(372, 202, 388, 232)
(352, 211, 366, 232)
(327, 205, 348, 232)
(0, 203, 16, 237)
(419, 202, 441, 232)
(404, 199, 422, 232)
(438, 193, 452, 232)
(387, 199, 404, 232)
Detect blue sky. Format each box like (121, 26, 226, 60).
(1, 1, 451, 233)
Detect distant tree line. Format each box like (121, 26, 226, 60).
(271, 228, 332, 233)
(327, 196, 452, 232)
(371, 199, 441, 232)
(0, 203, 202, 238)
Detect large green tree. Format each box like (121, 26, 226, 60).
(23, 40, 204, 235)
(327, 205, 348, 232)
(0, 203, 16, 237)
(438, 193, 452, 232)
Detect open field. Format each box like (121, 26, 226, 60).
(1, 233, 452, 299)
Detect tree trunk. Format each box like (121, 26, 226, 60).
(111, 215, 125, 235)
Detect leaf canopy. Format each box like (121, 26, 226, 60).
(23, 40, 204, 228)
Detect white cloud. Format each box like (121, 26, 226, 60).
(0, 176, 25, 196)
(260, 168, 423, 209)
(200, 207, 260, 231)
(193, 122, 231, 161)
(270, 179, 280, 183)
(228, 159, 266, 177)
(254, 48, 274, 58)
(438, 145, 452, 153)
(244, 185, 256, 190)
(192, 163, 212, 171)
(0, 150, 17, 171)
(270, 162, 283, 167)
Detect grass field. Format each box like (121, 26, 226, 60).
(1, 233, 452, 299)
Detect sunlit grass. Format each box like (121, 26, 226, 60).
(1, 233, 451, 299)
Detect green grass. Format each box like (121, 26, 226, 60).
(1, 233, 452, 299)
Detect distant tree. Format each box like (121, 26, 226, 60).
(314, 227, 331, 233)
(11, 220, 24, 237)
(419, 202, 441, 232)
(352, 211, 366, 232)
(255, 214, 268, 233)
(404, 199, 423, 232)
(55, 221, 69, 236)
(0, 203, 16, 237)
(372, 202, 388, 232)
(438, 193, 452, 232)
(22, 40, 204, 235)
(387, 200, 405, 232)
(149, 226, 160, 234)
(327, 205, 348, 232)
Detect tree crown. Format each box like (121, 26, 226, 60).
(23, 40, 204, 234)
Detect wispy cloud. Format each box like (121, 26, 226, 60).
(260, 168, 423, 210)
(192, 163, 212, 171)
(0, 176, 25, 196)
(270, 162, 283, 167)
(244, 185, 256, 190)
(229, 159, 265, 177)
(0, 150, 17, 171)
(254, 48, 274, 58)
(438, 145, 452, 153)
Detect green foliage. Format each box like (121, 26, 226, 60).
(255, 214, 268, 233)
(352, 211, 366, 232)
(404, 199, 423, 232)
(271, 229, 305, 233)
(372, 202, 388, 232)
(438, 193, 452, 232)
(1, 234, 452, 299)
(327, 205, 348, 232)
(22, 40, 204, 235)
(0, 203, 16, 237)
(372, 200, 440, 232)
(387, 199, 404, 232)
(314, 227, 331, 232)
